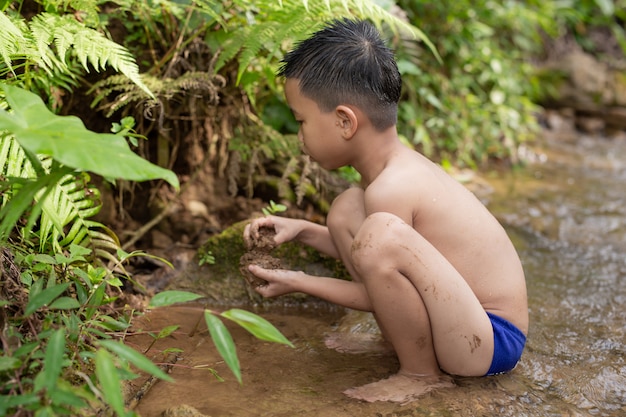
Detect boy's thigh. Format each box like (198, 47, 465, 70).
(354, 212, 494, 376)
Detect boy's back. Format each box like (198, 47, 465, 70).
(365, 146, 528, 334)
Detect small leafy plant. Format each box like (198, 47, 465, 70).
(262, 200, 287, 216)
(148, 290, 294, 384)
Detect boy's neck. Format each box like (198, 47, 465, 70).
(351, 126, 404, 186)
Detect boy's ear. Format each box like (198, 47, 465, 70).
(335, 105, 358, 139)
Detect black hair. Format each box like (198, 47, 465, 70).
(277, 18, 401, 131)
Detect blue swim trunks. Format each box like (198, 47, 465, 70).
(485, 312, 526, 375)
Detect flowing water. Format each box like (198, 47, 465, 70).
(132, 129, 626, 417)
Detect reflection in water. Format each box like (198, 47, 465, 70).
(135, 131, 626, 416)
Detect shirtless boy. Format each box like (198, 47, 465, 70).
(243, 18, 528, 403)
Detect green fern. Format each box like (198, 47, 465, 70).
(212, 0, 438, 85)
(0, 135, 119, 260)
(90, 70, 225, 117)
(0, 10, 152, 98)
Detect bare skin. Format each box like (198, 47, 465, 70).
(243, 78, 528, 403)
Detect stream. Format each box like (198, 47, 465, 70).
(130, 126, 626, 417)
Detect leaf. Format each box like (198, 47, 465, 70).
(48, 296, 81, 310)
(25, 282, 69, 316)
(204, 310, 241, 384)
(0, 84, 179, 189)
(48, 380, 89, 408)
(0, 355, 22, 372)
(95, 349, 127, 417)
(156, 325, 179, 339)
(40, 328, 66, 391)
(221, 308, 293, 347)
(149, 290, 203, 307)
(99, 340, 173, 382)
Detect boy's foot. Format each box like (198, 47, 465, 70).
(343, 373, 455, 404)
(324, 332, 394, 355)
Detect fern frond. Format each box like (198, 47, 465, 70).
(0, 134, 120, 259)
(90, 71, 224, 117)
(30, 13, 153, 98)
(0, 13, 26, 75)
(213, 0, 438, 87)
(0, 11, 153, 97)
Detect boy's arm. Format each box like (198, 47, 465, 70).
(248, 265, 372, 311)
(293, 220, 340, 258)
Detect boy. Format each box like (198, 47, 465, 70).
(243, 18, 528, 403)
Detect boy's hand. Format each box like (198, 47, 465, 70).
(244, 215, 302, 248)
(246, 265, 304, 298)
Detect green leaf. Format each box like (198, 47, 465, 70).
(48, 296, 81, 310)
(221, 309, 294, 347)
(204, 310, 241, 383)
(25, 282, 69, 316)
(40, 328, 66, 391)
(95, 349, 127, 417)
(149, 290, 203, 307)
(0, 84, 178, 189)
(49, 381, 88, 408)
(0, 355, 22, 371)
(156, 325, 179, 339)
(99, 340, 173, 382)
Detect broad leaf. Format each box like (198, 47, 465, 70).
(99, 340, 173, 382)
(0, 84, 179, 189)
(95, 349, 127, 417)
(40, 328, 66, 391)
(25, 282, 69, 316)
(221, 308, 293, 347)
(149, 290, 203, 307)
(204, 310, 241, 383)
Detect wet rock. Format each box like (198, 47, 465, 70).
(161, 404, 209, 417)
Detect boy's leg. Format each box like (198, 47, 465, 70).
(351, 212, 494, 377)
(325, 188, 397, 352)
(326, 187, 367, 281)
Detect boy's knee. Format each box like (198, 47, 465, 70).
(351, 212, 406, 271)
(327, 188, 365, 231)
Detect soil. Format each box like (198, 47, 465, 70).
(238, 226, 282, 288)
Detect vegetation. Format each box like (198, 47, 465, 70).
(1, 0, 624, 415)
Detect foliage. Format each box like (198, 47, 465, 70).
(392, 0, 548, 167)
(0, 3, 152, 107)
(0, 244, 152, 416)
(87, 0, 435, 210)
(262, 200, 287, 216)
(149, 291, 294, 384)
(0, 249, 292, 416)
(0, 84, 178, 255)
(551, 0, 626, 55)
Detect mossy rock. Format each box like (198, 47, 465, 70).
(167, 220, 350, 306)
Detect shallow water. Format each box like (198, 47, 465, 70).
(132, 130, 626, 417)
